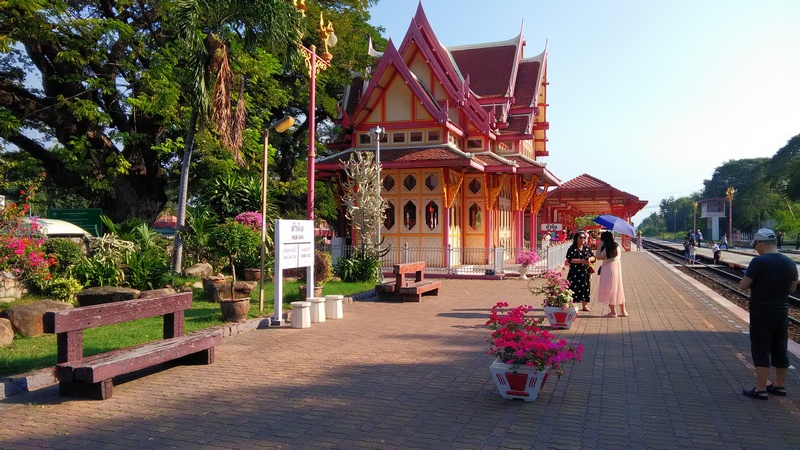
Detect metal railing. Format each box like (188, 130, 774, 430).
(318, 240, 571, 276)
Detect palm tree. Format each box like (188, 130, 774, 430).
(171, 0, 301, 274)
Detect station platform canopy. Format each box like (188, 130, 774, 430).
(543, 174, 647, 220)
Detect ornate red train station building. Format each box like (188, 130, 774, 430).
(316, 4, 646, 262)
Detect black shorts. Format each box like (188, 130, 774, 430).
(750, 307, 790, 368)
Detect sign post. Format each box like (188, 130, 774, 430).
(273, 219, 314, 325)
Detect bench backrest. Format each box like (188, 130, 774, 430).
(43, 292, 194, 364)
(44, 293, 193, 334)
(393, 261, 426, 275)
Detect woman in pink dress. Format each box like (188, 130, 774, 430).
(596, 231, 627, 317)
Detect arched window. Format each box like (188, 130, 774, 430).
(425, 174, 439, 191)
(468, 178, 481, 195)
(403, 201, 417, 230)
(382, 175, 395, 192)
(403, 174, 417, 191)
(469, 203, 482, 231)
(384, 201, 395, 230)
(425, 201, 439, 230)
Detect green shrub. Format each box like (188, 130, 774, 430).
(71, 255, 125, 287)
(335, 249, 381, 283)
(299, 250, 334, 286)
(43, 238, 84, 276)
(41, 277, 83, 302)
(208, 221, 260, 277)
(126, 248, 171, 291)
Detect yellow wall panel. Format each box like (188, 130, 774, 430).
(385, 79, 412, 122)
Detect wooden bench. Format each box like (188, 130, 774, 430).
(375, 261, 442, 302)
(43, 292, 222, 400)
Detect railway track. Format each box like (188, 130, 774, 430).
(643, 240, 800, 341)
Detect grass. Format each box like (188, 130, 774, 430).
(0, 279, 375, 378)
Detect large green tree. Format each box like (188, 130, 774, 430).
(0, 0, 189, 220)
(169, 0, 303, 272)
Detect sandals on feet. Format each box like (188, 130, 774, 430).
(603, 312, 617, 318)
(581, 307, 591, 312)
(619, 313, 628, 317)
(743, 387, 768, 400)
(767, 384, 786, 396)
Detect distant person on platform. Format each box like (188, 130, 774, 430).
(683, 238, 692, 264)
(542, 231, 551, 250)
(687, 230, 695, 246)
(777, 231, 784, 249)
(688, 242, 697, 265)
(721, 233, 729, 250)
(740, 229, 799, 400)
(635, 230, 643, 251)
(696, 229, 703, 248)
(710, 240, 722, 264)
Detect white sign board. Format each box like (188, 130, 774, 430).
(273, 219, 314, 324)
(541, 223, 563, 231)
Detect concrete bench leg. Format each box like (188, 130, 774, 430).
(307, 297, 326, 323)
(324, 295, 344, 319)
(290, 301, 311, 329)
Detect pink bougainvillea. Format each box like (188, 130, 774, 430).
(486, 302, 583, 376)
(234, 211, 263, 231)
(0, 202, 54, 282)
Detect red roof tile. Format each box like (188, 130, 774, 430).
(514, 60, 541, 107)
(449, 44, 517, 98)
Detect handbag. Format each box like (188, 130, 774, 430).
(597, 266, 602, 275)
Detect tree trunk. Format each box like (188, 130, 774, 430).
(173, 110, 198, 275)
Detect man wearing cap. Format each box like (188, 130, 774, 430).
(740, 228, 799, 400)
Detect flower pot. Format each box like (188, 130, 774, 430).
(489, 360, 550, 401)
(299, 285, 323, 301)
(243, 268, 261, 281)
(220, 298, 250, 322)
(519, 265, 529, 280)
(544, 306, 578, 329)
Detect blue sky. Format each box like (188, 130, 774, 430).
(367, 0, 800, 227)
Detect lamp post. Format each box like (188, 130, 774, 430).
(673, 209, 677, 238)
(726, 187, 735, 248)
(260, 116, 295, 313)
(692, 201, 697, 237)
(370, 126, 385, 246)
(300, 13, 337, 221)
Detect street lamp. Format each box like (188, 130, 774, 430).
(301, 13, 337, 221)
(370, 126, 385, 246)
(726, 187, 735, 248)
(260, 116, 295, 313)
(673, 209, 677, 237)
(692, 201, 697, 237)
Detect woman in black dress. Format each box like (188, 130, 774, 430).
(566, 231, 596, 311)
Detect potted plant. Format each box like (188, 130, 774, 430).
(209, 221, 260, 321)
(298, 250, 333, 300)
(529, 268, 578, 329)
(515, 249, 540, 279)
(486, 302, 583, 401)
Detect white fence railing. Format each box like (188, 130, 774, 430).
(319, 239, 571, 276)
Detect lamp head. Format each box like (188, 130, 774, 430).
(272, 116, 295, 133)
(370, 126, 385, 139)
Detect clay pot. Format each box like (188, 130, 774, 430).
(299, 285, 324, 301)
(220, 298, 251, 322)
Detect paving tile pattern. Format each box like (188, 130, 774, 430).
(2, 251, 800, 448)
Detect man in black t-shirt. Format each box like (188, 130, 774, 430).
(740, 228, 799, 400)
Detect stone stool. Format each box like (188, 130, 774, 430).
(307, 297, 326, 323)
(324, 294, 344, 320)
(290, 301, 311, 329)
